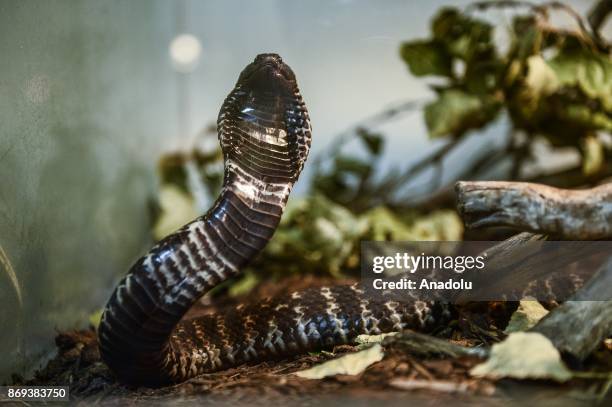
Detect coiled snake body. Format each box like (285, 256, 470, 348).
(98, 54, 451, 386)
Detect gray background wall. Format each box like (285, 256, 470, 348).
(0, 0, 603, 380)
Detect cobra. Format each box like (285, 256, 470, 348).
(98, 54, 451, 386)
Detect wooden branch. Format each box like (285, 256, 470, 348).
(455, 181, 612, 240)
(454, 180, 612, 359)
(531, 257, 612, 361)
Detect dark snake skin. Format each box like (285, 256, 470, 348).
(98, 54, 451, 386)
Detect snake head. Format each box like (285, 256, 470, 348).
(219, 53, 311, 184)
(237, 53, 297, 95)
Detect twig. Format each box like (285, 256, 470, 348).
(386, 138, 462, 192)
(467, 0, 604, 50)
(383, 329, 489, 359)
(588, 0, 612, 50)
(312, 99, 424, 169)
(367, 137, 463, 209)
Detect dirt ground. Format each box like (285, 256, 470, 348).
(12, 277, 612, 406)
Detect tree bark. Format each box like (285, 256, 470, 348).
(455, 181, 612, 240)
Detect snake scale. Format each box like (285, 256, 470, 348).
(98, 54, 452, 386)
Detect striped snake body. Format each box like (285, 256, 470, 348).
(98, 54, 451, 386)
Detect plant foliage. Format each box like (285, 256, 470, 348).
(400, 4, 610, 168)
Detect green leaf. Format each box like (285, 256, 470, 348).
(363, 207, 416, 241)
(464, 59, 504, 95)
(362, 208, 463, 241)
(512, 56, 560, 122)
(548, 49, 612, 111)
(512, 16, 543, 60)
(410, 210, 464, 241)
(470, 332, 573, 382)
(400, 40, 453, 77)
(432, 7, 493, 61)
(258, 195, 368, 276)
(525, 56, 559, 98)
(334, 156, 372, 176)
(557, 103, 612, 133)
(424, 89, 500, 137)
(356, 128, 384, 155)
